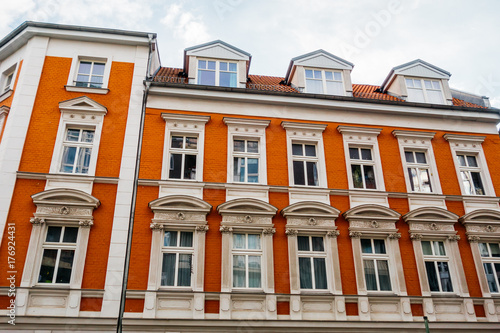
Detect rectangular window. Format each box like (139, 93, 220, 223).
(198, 60, 237, 87)
(297, 235, 328, 290)
(232, 233, 262, 288)
(60, 128, 95, 174)
(456, 154, 485, 195)
(305, 69, 344, 95)
(349, 147, 376, 189)
(233, 139, 259, 183)
(405, 78, 444, 104)
(3, 72, 13, 92)
(168, 135, 198, 180)
(422, 240, 453, 292)
(405, 150, 432, 192)
(292, 143, 318, 186)
(161, 231, 194, 287)
(361, 239, 391, 291)
(75, 61, 105, 88)
(479, 242, 500, 293)
(38, 226, 78, 284)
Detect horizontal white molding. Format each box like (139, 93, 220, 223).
(16, 171, 119, 184)
(64, 85, 109, 95)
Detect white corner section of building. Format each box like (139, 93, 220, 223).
(101, 45, 149, 317)
(0, 36, 48, 242)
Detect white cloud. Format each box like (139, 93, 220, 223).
(161, 3, 210, 46)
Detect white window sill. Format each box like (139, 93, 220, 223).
(0, 89, 12, 103)
(65, 85, 109, 95)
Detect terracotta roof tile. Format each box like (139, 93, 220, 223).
(153, 67, 485, 109)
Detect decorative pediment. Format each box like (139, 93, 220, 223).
(185, 40, 250, 61)
(0, 105, 9, 115)
(32, 188, 100, 208)
(59, 96, 107, 115)
(149, 195, 212, 213)
(343, 204, 400, 223)
(217, 198, 277, 217)
(282, 201, 340, 219)
(460, 209, 500, 225)
(403, 207, 458, 224)
(292, 50, 353, 70)
(392, 59, 450, 80)
(31, 189, 99, 222)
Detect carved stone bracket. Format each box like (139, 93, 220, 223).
(285, 228, 298, 236)
(467, 235, 481, 243)
(150, 222, 164, 230)
(410, 233, 423, 241)
(79, 220, 94, 228)
(220, 226, 233, 234)
(195, 225, 209, 232)
(263, 228, 276, 235)
(349, 231, 362, 238)
(30, 217, 45, 225)
(326, 230, 340, 238)
(388, 232, 402, 240)
(448, 235, 461, 242)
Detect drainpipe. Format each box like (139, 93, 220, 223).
(116, 34, 154, 333)
(424, 316, 430, 333)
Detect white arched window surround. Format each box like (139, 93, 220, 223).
(143, 195, 211, 319)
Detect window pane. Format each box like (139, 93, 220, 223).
(56, 250, 75, 283)
(425, 261, 439, 292)
(408, 167, 418, 191)
(408, 88, 425, 103)
(247, 141, 259, 153)
(491, 243, 500, 257)
(437, 262, 453, 292)
(297, 236, 310, 251)
(234, 157, 245, 182)
(434, 241, 446, 256)
(46, 226, 62, 242)
(233, 234, 245, 249)
(377, 260, 391, 291)
(164, 231, 178, 247)
(234, 139, 245, 152)
(248, 234, 261, 250)
(466, 155, 478, 167)
(161, 253, 176, 286)
(207, 61, 216, 70)
(220, 71, 237, 87)
(312, 237, 324, 252)
(198, 60, 206, 69)
(198, 70, 215, 85)
(76, 75, 89, 86)
(471, 172, 485, 195)
(305, 70, 313, 78)
(177, 254, 192, 286)
(38, 249, 58, 283)
(247, 158, 259, 183)
(432, 81, 440, 89)
(171, 136, 183, 148)
(422, 241, 432, 255)
(419, 169, 432, 193)
(484, 263, 498, 293)
(299, 257, 313, 289)
(183, 154, 197, 179)
(427, 90, 443, 104)
(314, 258, 327, 289)
(361, 239, 372, 253)
(92, 63, 105, 75)
(293, 161, 305, 185)
(405, 78, 414, 88)
(313, 70, 322, 79)
(349, 147, 359, 160)
(495, 263, 500, 291)
(179, 232, 193, 247)
(292, 144, 303, 156)
(248, 256, 261, 288)
(424, 80, 432, 89)
(306, 78, 323, 93)
(305, 145, 316, 157)
(364, 165, 376, 189)
(233, 255, 246, 288)
(82, 130, 95, 143)
(169, 154, 182, 179)
(60, 146, 76, 172)
(373, 239, 386, 254)
(229, 63, 237, 71)
(457, 155, 466, 167)
(414, 80, 422, 88)
(185, 137, 197, 149)
(405, 151, 414, 163)
(326, 81, 344, 95)
(63, 227, 78, 243)
(351, 165, 363, 188)
(364, 260, 377, 290)
(78, 61, 92, 74)
(415, 152, 426, 164)
(306, 161, 318, 186)
(220, 62, 227, 71)
(361, 149, 372, 161)
(324, 71, 333, 80)
(479, 243, 489, 257)
(461, 171, 473, 195)
(75, 147, 92, 174)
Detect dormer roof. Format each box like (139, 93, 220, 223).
(285, 49, 354, 83)
(381, 59, 451, 92)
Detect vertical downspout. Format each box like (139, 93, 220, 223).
(116, 33, 154, 333)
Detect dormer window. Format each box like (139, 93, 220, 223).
(405, 78, 444, 104)
(305, 69, 344, 95)
(197, 59, 237, 87)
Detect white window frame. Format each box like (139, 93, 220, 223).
(421, 240, 455, 293)
(477, 242, 500, 294)
(231, 233, 263, 289)
(66, 55, 112, 94)
(405, 77, 445, 104)
(160, 230, 195, 288)
(444, 134, 495, 197)
(50, 97, 107, 177)
(161, 113, 210, 182)
(167, 134, 200, 181)
(0, 105, 9, 139)
(196, 58, 238, 87)
(1, 63, 17, 93)
(304, 68, 345, 96)
(338, 126, 385, 191)
(282, 122, 327, 188)
(296, 235, 329, 290)
(360, 238, 393, 292)
(224, 118, 269, 185)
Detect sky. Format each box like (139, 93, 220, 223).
(2, 0, 500, 107)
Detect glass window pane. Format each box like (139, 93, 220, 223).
(438, 262, 453, 292)
(38, 249, 58, 283)
(92, 63, 105, 75)
(292, 144, 303, 156)
(78, 61, 92, 74)
(66, 129, 80, 141)
(414, 80, 422, 88)
(351, 164, 363, 188)
(299, 257, 313, 289)
(233, 234, 245, 249)
(234, 157, 245, 182)
(405, 151, 414, 163)
(314, 258, 327, 289)
(484, 263, 498, 293)
(161, 253, 176, 286)
(220, 72, 237, 87)
(247, 158, 259, 183)
(75, 147, 92, 174)
(377, 260, 392, 291)
(373, 239, 386, 254)
(185, 137, 197, 149)
(427, 90, 443, 104)
(457, 155, 466, 167)
(466, 155, 478, 167)
(233, 255, 246, 288)
(495, 263, 500, 291)
(60, 146, 76, 173)
(248, 256, 261, 288)
(177, 254, 192, 286)
(171, 136, 183, 148)
(425, 261, 440, 291)
(434, 241, 446, 256)
(198, 60, 206, 69)
(234, 140, 245, 152)
(405, 78, 414, 88)
(364, 165, 376, 189)
(305, 145, 316, 157)
(349, 147, 359, 160)
(293, 161, 305, 185)
(361, 149, 372, 161)
(169, 154, 182, 179)
(313, 70, 322, 79)
(247, 141, 258, 153)
(361, 239, 372, 253)
(424, 80, 432, 89)
(229, 63, 237, 71)
(82, 130, 94, 143)
(164, 231, 178, 247)
(306, 78, 323, 93)
(333, 72, 342, 81)
(324, 71, 333, 80)
(422, 241, 432, 255)
(220, 62, 227, 71)
(312, 237, 324, 252)
(198, 70, 215, 85)
(479, 243, 490, 257)
(306, 161, 318, 186)
(432, 81, 441, 89)
(305, 70, 313, 78)
(62, 227, 78, 243)
(248, 234, 261, 250)
(364, 260, 377, 290)
(207, 61, 216, 70)
(179, 232, 193, 247)
(461, 171, 473, 195)
(46, 226, 62, 242)
(408, 88, 425, 103)
(415, 152, 426, 164)
(471, 172, 485, 195)
(326, 81, 344, 95)
(408, 168, 418, 191)
(297, 236, 310, 251)
(55, 250, 75, 283)
(419, 169, 432, 193)
(183, 154, 197, 179)
(490, 243, 500, 257)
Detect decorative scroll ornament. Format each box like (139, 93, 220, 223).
(220, 226, 233, 233)
(388, 232, 402, 240)
(370, 220, 379, 228)
(467, 235, 481, 243)
(410, 233, 423, 241)
(150, 222, 164, 230)
(244, 215, 253, 223)
(448, 235, 461, 242)
(79, 220, 94, 228)
(263, 228, 276, 235)
(326, 230, 340, 238)
(285, 228, 298, 236)
(30, 217, 45, 225)
(60, 206, 70, 215)
(177, 212, 185, 220)
(485, 225, 495, 233)
(349, 231, 362, 238)
(308, 218, 317, 226)
(430, 223, 438, 231)
(195, 225, 209, 232)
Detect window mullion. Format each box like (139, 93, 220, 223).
(52, 249, 62, 283)
(174, 252, 179, 287)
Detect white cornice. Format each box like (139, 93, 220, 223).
(392, 130, 436, 139)
(223, 117, 270, 127)
(337, 125, 382, 136)
(161, 112, 210, 123)
(281, 121, 327, 132)
(443, 133, 486, 143)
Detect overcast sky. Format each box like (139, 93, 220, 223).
(2, 0, 500, 107)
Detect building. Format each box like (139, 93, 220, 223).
(1, 22, 500, 332)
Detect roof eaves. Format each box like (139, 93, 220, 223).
(184, 39, 251, 58)
(392, 58, 451, 77)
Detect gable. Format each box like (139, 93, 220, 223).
(185, 41, 250, 61)
(395, 63, 449, 80)
(59, 96, 107, 115)
(294, 53, 353, 70)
